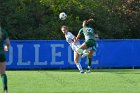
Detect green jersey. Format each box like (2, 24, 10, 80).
(0, 28, 9, 53)
(78, 27, 94, 41)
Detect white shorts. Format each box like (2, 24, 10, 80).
(70, 42, 80, 52)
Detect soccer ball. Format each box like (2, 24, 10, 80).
(59, 12, 67, 20)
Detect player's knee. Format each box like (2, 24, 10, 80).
(74, 57, 79, 64)
(88, 50, 94, 57)
(77, 48, 83, 55)
(74, 61, 78, 64)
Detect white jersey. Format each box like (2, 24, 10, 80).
(65, 32, 80, 51)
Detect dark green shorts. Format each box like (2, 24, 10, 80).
(0, 53, 6, 62)
(85, 39, 96, 48)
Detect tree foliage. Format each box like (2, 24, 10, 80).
(0, 0, 139, 40)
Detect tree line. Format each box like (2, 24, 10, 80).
(0, 0, 139, 40)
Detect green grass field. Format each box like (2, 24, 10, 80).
(0, 69, 140, 93)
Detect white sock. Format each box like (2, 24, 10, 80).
(82, 50, 88, 56)
(76, 63, 83, 72)
(83, 47, 92, 54)
(88, 66, 91, 69)
(83, 50, 88, 54)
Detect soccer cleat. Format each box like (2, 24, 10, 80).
(85, 68, 91, 73)
(4, 90, 8, 93)
(80, 71, 84, 74)
(81, 53, 88, 58)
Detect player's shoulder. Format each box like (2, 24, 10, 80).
(67, 32, 73, 36)
(67, 31, 72, 34)
(79, 28, 83, 31)
(65, 32, 72, 37)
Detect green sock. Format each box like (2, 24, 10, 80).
(1, 74, 8, 90)
(88, 58, 92, 67)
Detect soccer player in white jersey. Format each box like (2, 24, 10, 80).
(61, 25, 92, 74)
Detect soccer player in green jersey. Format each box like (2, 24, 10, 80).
(74, 19, 96, 73)
(0, 26, 10, 93)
